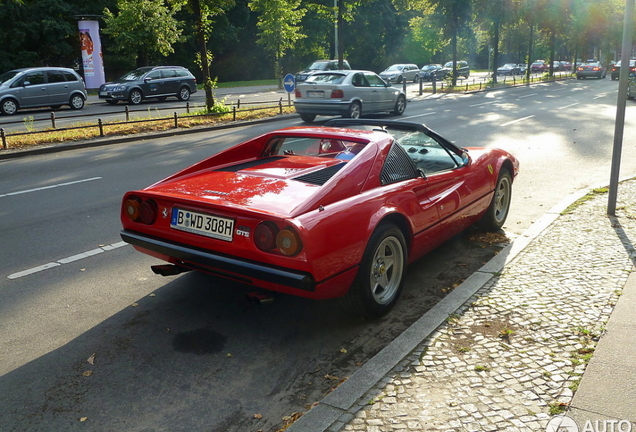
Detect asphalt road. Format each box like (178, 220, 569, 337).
(1, 76, 634, 432)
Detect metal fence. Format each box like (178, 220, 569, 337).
(0, 98, 289, 150)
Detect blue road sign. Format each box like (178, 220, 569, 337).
(283, 74, 296, 93)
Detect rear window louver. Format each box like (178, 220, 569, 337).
(380, 143, 419, 185)
(216, 156, 285, 172)
(293, 163, 346, 186)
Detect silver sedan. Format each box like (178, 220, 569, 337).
(294, 70, 407, 123)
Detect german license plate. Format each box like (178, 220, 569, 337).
(99, 91, 108, 96)
(307, 91, 324, 98)
(170, 208, 234, 241)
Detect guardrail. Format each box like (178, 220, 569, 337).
(0, 98, 289, 150)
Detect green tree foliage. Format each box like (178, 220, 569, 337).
(249, 0, 307, 87)
(103, 0, 184, 67)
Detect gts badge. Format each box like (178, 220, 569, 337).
(236, 225, 251, 238)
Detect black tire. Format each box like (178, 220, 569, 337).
(106, 100, 119, 105)
(413, 74, 420, 83)
(341, 223, 407, 318)
(128, 89, 143, 105)
(346, 101, 361, 119)
(392, 95, 406, 116)
(300, 113, 316, 122)
(477, 168, 512, 232)
(69, 94, 85, 110)
(177, 86, 191, 101)
(1, 98, 18, 115)
(396, 75, 403, 84)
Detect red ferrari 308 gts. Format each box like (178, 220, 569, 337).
(120, 119, 519, 317)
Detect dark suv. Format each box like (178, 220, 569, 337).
(295, 60, 351, 83)
(98, 66, 197, 105)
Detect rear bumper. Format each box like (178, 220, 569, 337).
(121, 229, 316, 292)
(294, 100, 350, 116)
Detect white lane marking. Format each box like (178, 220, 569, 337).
(593, 94, 606, 100)
(518, 93, 538, 99)
(563, 103, 579, 109)
(7, 241, 128, 280)
(500, 115, 535, 127)
(0, 177, 102, 198)
(403, 112, 436, 120)
(469, 102, 494, 107)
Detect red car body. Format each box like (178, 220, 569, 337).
(121, 120, 519, 316)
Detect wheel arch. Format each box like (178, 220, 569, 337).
(369, 211, 413, 257)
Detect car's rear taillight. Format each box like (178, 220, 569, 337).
(276, 228, 303, 256)
(254, 222, 303, 256)
(331, 89, 344, 98)
(295, 89, 301, 98)
(124, 196, 157, 225)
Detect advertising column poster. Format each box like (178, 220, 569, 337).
(78, 20, 106, 89)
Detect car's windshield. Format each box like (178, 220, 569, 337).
(421, 65, 439, 70)
(118, 69, 148, 81)
(306, 73, 346, 84)
(503, 64, 516, 68)
(264, 136, 365, 160)
(385, 65, 403, 71)
(0, 70, 21, 84)
(308, 61, 329, 71)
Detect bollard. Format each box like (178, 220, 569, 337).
(1, 128, 6, 150)
(98, 118, 104, 137)
(51, 112, 56, 129)
(279, 98, 283, 115)
(237, 99, 241, 109)
(232, 106, 236, 121)
(186, 102, 190, 114)
(432, 79, 437, 94)
(174, 112, 178, 128)
(125, 105, 130, 122)
(402, 80, 407, 94)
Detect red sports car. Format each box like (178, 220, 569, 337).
(121, 120, 519, 317)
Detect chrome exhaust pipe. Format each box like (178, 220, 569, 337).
(151, 264, 190, 276)
(245, 292, 274, 305)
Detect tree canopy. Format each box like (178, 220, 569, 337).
(0, 0, 629, 83)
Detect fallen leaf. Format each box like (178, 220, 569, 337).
(149, 293, 156, 297)
(253, 413, 263, 419)
(227, 353, 233, 357)
(82, 371, 93, 377)
(79, 417, 88, 422)
(339, 348, 347, 353)
(87, 353, 96, 365)
(324, 374, 340, 380)
(80, 269, 86, 272)
(131, 303, 139, 307)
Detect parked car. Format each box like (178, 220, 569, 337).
(611, 59, 636, 80)
(576, 61, 606, 79)
(560, 61, 572, 71)
(419, 64, 446, 81)
(98, 66, 197, 105)
(120, 119, 519, 317)
(530, 60, 547, 73)
(293, 70, 406, 123)
(496, 64, 521, 76)
(552, 61, 562, 71)
(440, 60, 470, 79)
(0, 67, 87, 115)
(519, 64, 528, 74)
(379, 64, 421, 83)
(295, 59, 351, 83)
(627, 73, 636, 99)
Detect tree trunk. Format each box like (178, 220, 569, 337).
(193, 0, 214, 111)
(492, 22, 500, 85)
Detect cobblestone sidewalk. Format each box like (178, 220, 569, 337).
(335, 182, 636, 432)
